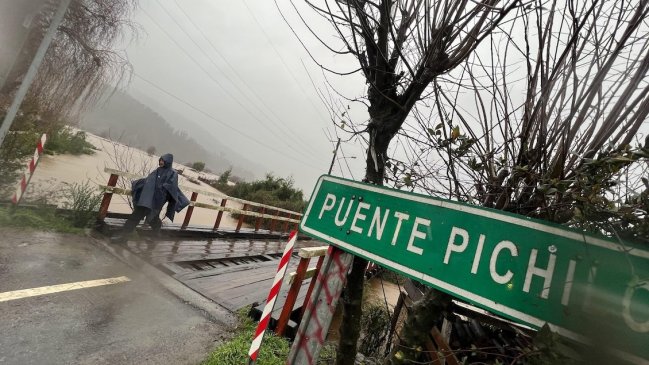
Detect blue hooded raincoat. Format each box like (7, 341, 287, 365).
(131, 153, 189, 223)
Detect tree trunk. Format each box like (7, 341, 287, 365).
(335, 256, 368, 365)
(385, 288, 452, 364)
(336, 114, 399, 364)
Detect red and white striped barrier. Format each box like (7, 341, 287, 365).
(12, 134, 46, 205)
(248, 230, 298, 364)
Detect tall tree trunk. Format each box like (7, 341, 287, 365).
(385, 288, 452, 364)
(336, 115, 399, 364)
(336, 256, 368, 365)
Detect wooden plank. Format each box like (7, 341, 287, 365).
(277, 257, 310, 335)
(287, 267, 317, 284)
(298, 246, 328, 258)
(430, 327, 460, 365)
(174, 260, 281, 281)
(98, 189, 301, 223)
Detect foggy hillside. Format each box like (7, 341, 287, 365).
(79, 89, 257, 180)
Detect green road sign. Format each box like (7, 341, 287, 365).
(300, 175, 649, 363)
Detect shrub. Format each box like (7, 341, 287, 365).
(191, 161, 206, 171)
(358, 302, 391, 358)
(61, 181, 103, 228)
(44, 127, 96, 155)
(212, 174, 307, 229)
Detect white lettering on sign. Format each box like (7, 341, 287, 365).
(350, 202, 370, 234)
(368, 207, 390, 240)
(391, 212, 410, 246)
(471, 234, 486, 274)
(444, 227, 469, 264)
(407, 217, 429, 255)
(623, 280, 649, 333)
(319, 193, 337, 220)
(489, 240, 518, 284)
(561, 260, 577, 306)
(523, 248, 557, 299)
(334, 197, 354, 226)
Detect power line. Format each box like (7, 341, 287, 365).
(240, 0, 330, 126)
(171, 0, 324, 160)
(133, 72, 324, 172)
(155, 1, 321, 161)
(141, 6, 312, 160)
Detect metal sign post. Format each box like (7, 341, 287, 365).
(292, 174, 649, 364)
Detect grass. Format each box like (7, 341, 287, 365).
(202, 308, 290, 365)
(0, 205, 85, 234)
(202, 308, 340, 365)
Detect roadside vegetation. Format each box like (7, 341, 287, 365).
(212, 171, 307, 214)
(0, 181, 102, 234)
(202, 308, 289, 365)
(209, 171, 307, 229)
(0, 103, 96, 192)
(202, 308, 337, 365)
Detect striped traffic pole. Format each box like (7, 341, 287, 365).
(248, 230, 298, 364)
(12, 134, 46, 205)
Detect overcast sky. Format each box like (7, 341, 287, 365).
(120, 0, 369, 193)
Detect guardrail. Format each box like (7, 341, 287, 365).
(97, 168, 302, 233)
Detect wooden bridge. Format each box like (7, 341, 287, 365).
(95, 168, 328, 336)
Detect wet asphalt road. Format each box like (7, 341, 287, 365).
(0, 228, 232, 365)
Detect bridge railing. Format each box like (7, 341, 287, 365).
(275, 246, 328, 336)
(97, 168, 302, 233)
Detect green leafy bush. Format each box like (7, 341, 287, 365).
(44, 128, 96, 155)
(61, 181, 103, 228)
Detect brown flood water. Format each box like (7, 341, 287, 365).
(26, 130, 241, 228)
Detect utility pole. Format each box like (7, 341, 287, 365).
(0, 0, 71, 148)
(327, 137, 341, 175)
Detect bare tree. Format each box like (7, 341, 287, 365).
(288, 0, 649, 363)
(388, 2, 649, 361)
(284, 0, 522, 363)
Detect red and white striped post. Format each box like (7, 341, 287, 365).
(11, 134, 46, 205)
(247, 230, 298, 364)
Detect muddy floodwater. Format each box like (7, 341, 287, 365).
(27, 130, 241, 228)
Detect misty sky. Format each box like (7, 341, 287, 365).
(119, 0, 369, 193)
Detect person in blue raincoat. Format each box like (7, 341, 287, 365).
(112, 153, 189, 242)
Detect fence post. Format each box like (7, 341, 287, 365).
(98, 173, 119, 221)
(213, 198, 227, 231)
(248, 231, 298, 364)
(299, 255, 325, 321)
(282, 213, 291, 232)
(11, 134, 47, 205)
(255, 207, 265, 232)
(269, 209, 280, 233)
(276, 256, 310, 336)
(181, 192, 199, 229)
(236, 203, 248, 232)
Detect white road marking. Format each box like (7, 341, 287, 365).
(0, 276, 131, 303)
